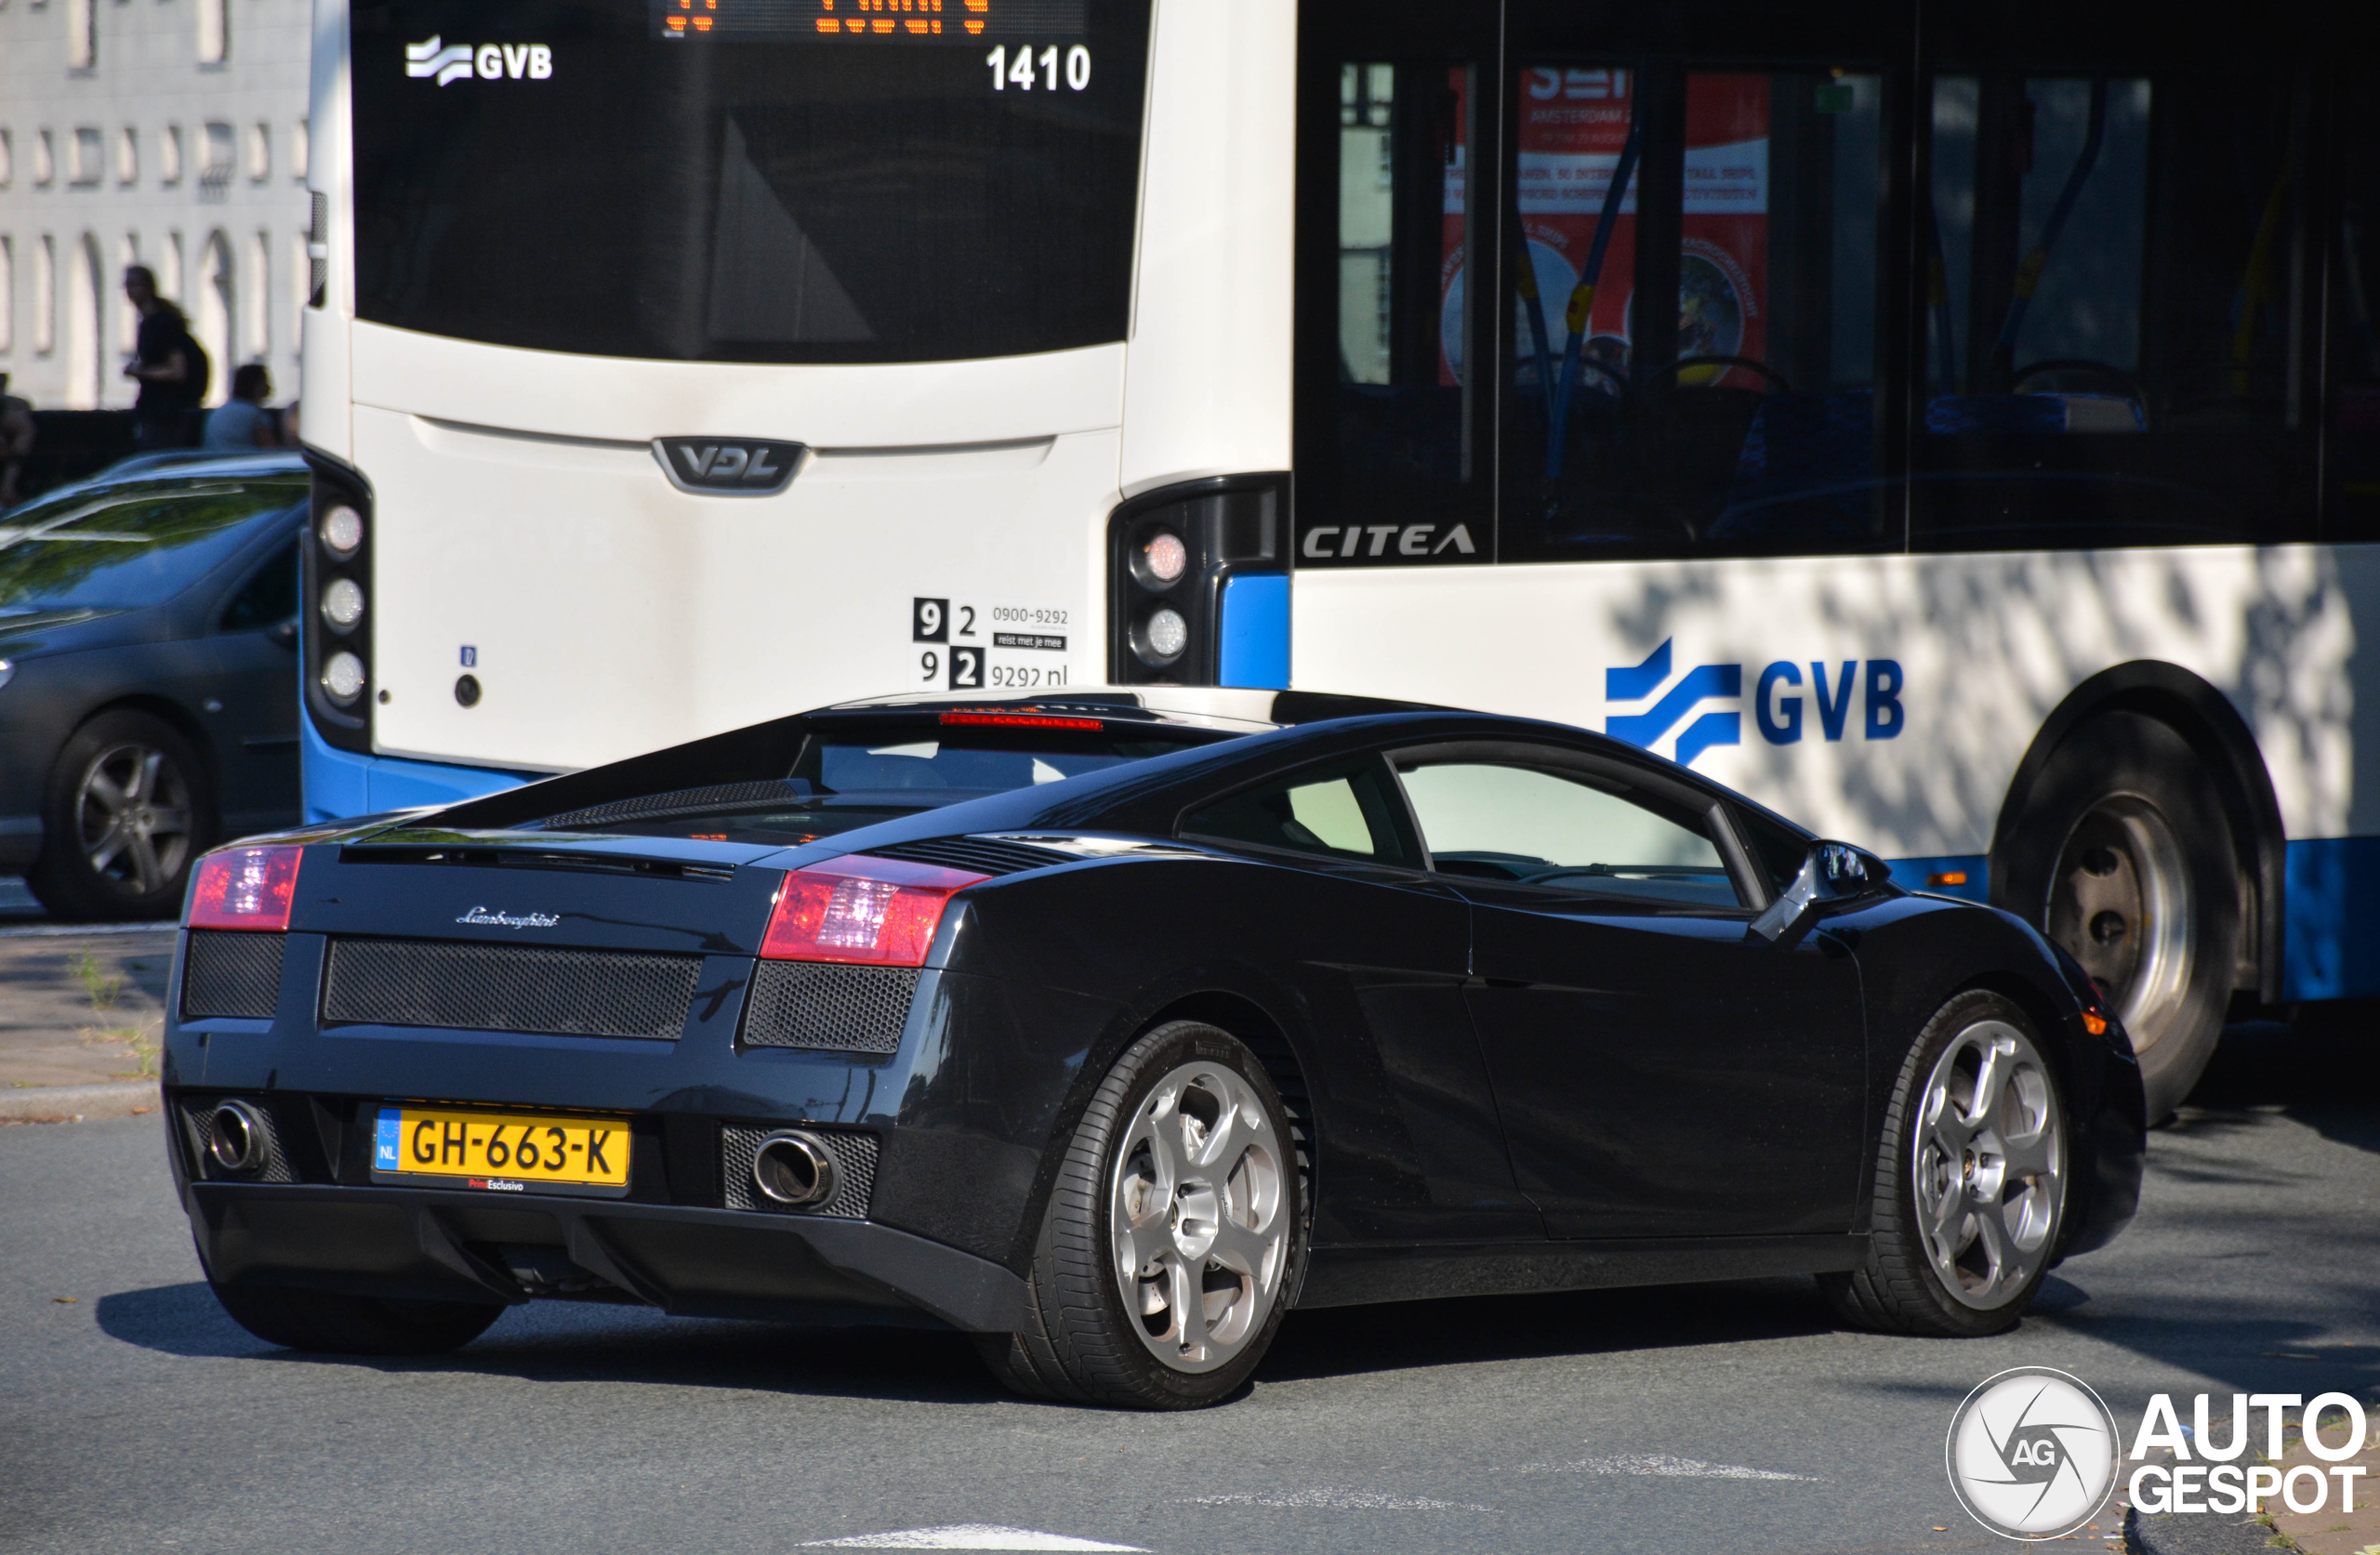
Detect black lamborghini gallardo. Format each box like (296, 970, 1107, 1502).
(162, 689, 2143, 1407)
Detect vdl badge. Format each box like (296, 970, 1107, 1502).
(652, 437, 804, 495)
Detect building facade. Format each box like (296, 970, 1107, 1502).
(0, 0, 310, 412)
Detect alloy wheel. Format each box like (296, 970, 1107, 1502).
(1911, 1019, 2065, 1311)
(73, 741, 195, 898)
(1109, 1061, 1289, 1373)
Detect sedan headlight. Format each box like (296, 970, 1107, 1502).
(0, 660, 13, 692)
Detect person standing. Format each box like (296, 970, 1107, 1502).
(202, 364, 285, 451)
(122, 266, 210, 451)
(0, 374, 33, 509)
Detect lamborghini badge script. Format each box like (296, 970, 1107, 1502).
(455, 907, 562, 929)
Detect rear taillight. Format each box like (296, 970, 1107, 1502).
(188, 845, 303, 931)
(760, 855, 988, 967)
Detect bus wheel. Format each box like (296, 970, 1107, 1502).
(1997, 712, 2241, 1123)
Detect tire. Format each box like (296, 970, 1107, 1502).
(1822, 990, 2069, 1338)
(1993, 712, 2240, 1121)
(209, 1279, 505, 1355)
(973, 1021, 1307, 1409)
(27, 708, 216, 922)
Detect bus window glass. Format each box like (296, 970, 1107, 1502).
(1499, 65, 1889, 562)
(1913, 72, 2316, 549)
(349, 0, 1151, 364)
(1302, 58, 1488, 568)
(2327, 89, 2380, 541)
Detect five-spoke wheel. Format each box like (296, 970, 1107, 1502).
(977, 1021, 1306, 1408)
(30, 708, 215, 920)
(1824, 990, 2069, 1337)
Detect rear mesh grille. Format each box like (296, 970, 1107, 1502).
(865, 836, 1071, 876)
(741, 963, 918, 1053)
(721, 1127, 877, 1218)
(324, 939, 699, 1039)
(182, 931, 285, 1019)
(544, 781, 809, 832)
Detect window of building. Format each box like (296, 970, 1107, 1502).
(194, 0, 225, 65)
(65, 233, 102, 407)
(70, 128, 101, 187)
(161, 231, 181, 304)
(291, 118, 307, 181)
(116, 232, 139, 361)
(194, 231, 231, 404)
(247, 229, 269, 358)
(34, 132, 55, 188)
(0, 131, 12, 189)
(0, 238, 14, 355)
(33, 236, 56, 355)
(200, 123, 232, 202)
(115, 126, 136, 185)
(245, 122, 269, 183)
(160, 125, 182, 185)
(66, 0, 94, 71)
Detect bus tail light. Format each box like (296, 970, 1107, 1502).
(760, 855, 988, 967)
(188, 845, 304, 930)
(1106, 475, 1288, 689)
(301, 450, 376, 755)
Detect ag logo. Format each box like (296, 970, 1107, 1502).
(1947, 1367, 2119, 1540)
(405, 35, 553, 85)
(652, 439, 804, 496)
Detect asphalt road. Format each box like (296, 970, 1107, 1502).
(5, 1021, 2377, 1555)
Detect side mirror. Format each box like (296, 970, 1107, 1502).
(1749, 840, 1890, 947)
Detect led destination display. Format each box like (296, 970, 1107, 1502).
(651, 0, 1087, 42)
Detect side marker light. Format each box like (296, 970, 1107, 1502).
(1927, 871, 1969, 888)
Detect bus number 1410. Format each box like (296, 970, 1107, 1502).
(989, 44, 1090, 91)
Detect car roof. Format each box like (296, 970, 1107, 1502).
(825, 685, 1453, 734)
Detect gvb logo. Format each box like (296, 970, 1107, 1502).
(405, 36, 553, 85)
(1605, 639, 1906, 768)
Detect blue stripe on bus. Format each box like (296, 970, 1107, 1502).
(1884, 855, 1990, 902)
(1218, 573, 1290, 690)
(2284, 837, 2380, 1002)
(301, 714, 534, 824)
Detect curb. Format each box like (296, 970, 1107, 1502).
(0, 1080, 162, 1123)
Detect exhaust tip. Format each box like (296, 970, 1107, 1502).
(751, 1130, 839, 1207)
(206, 1099, 272, 1176)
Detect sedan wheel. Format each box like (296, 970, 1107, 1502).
(29, 709, 216, 921)
(1822, 990, 2068, 1337)
(977, 1021, 1306, 1408)
(74, 739, 197, 900)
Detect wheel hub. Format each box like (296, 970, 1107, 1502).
(1911, 1021, 2064, 1311)
(1109, 1062, 1289, 1373)
(2046, 795, 2193, 1056)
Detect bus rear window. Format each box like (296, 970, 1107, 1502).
(350, 0, 1151, 363)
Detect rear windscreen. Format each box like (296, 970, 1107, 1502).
(349, 0, 1152, 362)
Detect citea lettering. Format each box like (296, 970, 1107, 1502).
(455, 906, 561, 929)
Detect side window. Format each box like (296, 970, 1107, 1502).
(1395, 758, 1741, 907)
(1499, 62, 1891, 561)
(218, 539, 298, 632)
(1181, 758, 1421, 868)
(1296, 51, 1494, 570)
(1914, 68, 2316, 548)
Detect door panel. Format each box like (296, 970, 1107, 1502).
(1390, 743, 1866, 1238)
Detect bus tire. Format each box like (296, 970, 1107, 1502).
(1995, 711, 2239, 1122)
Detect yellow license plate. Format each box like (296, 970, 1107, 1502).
(373, 1106, 629, 1191)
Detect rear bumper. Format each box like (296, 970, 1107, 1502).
(183, 1179, 1029, 1331)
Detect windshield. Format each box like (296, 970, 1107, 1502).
(0, 480, 301, 615)
(351, 0, 1152, 363)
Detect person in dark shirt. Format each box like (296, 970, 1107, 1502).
(0, 374, 33, 510)
(122, 266, 210, 450)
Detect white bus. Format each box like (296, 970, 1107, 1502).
(296, 0, 2373, 1117)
